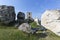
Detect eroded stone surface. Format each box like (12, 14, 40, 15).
(18, 23, 31, 33)
(41, 10, 60, 36)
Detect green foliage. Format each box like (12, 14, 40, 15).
(30, 22, 38, 28)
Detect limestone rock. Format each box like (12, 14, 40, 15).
(34, 18, 40, 25)
(17, 12, 25, 24)
(0, 5, 16, 24)
(18, 23, 31, 33)
(41, 10, 60, 36)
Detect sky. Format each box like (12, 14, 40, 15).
(0, 0, 60, 19)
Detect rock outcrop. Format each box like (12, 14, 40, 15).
(34, 18, 40, 25)
(41, 10, 60, 36)
(0, 5, 16, 24)
(18, 23, 31, 33)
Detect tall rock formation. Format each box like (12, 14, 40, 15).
(0, 5, 16, 24)
(41, 10, 60, 36)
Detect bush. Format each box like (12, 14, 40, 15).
(30, 22, 38, 28)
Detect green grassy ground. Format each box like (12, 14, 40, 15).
(0, 26, 60, 40)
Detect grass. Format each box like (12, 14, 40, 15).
(0, 29, 38, 40)
(0, 25, 60, 40)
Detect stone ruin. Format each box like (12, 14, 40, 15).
(41, 10, 60, 36)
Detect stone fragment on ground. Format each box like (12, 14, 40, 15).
(18, 23, 31, 33)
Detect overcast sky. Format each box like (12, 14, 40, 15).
(0, 0, 60, 19)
